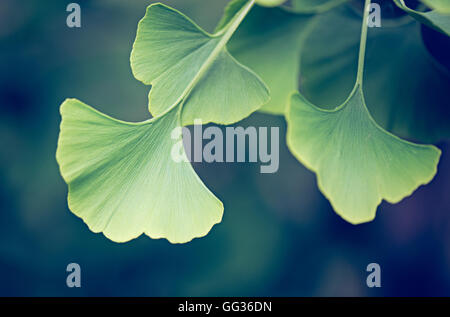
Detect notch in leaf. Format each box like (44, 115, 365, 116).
(286, 0, 441, 223)
(393, 0, 450, 36)
(130, 2, 269, 126)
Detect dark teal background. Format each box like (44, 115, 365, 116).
(0, 0, 449, 296)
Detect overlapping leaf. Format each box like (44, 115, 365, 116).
(226, 0, 354, 115)
(228, 5, 313, 114)
(130, 2, 269, 126)
(394, 0, 450, 35)
(290, 0, 349, 13)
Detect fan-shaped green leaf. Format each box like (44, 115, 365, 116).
(130, 2, 269, 126)
(394, 0, 450, 35)
(287, 85, 441, 223)
(56, 99, 223, 244)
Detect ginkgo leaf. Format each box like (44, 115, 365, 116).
(228, 5, 313, 114)
(300, 5, 450, 143)
(290, 0, 349, 13)
(286, 85, 441, 223)
(130, 2, 269, 126)
(421, 0, 450, 13)
(56, 2, 269, 244)
(393, 0, 450, 35)
(56, 99, 223, 244)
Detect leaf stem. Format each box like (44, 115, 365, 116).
(356, 0, 371, 86)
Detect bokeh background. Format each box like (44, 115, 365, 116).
(0, 0, 449, 296)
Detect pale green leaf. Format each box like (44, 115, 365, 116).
(394, 0, 450, 35)
(56, 99, 223, 244)
(130, 2, 269, 126)
(228, 5, 313, 114)
(286, 85, 441, 223)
